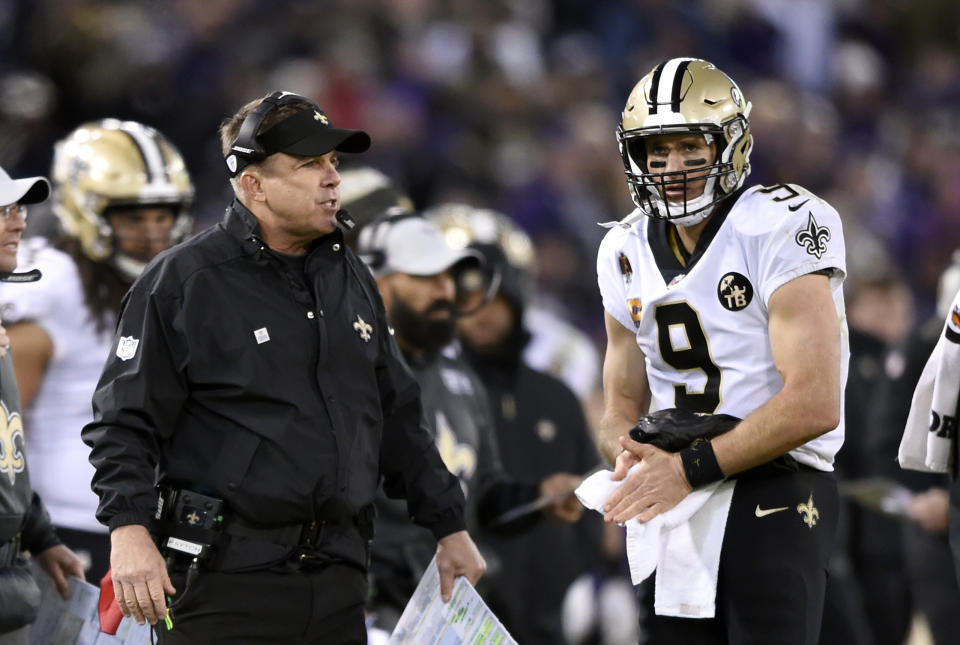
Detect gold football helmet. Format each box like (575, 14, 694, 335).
(616, 58, 753, 227)
(51, 119, 193, 278)
(424, 203, 535, 309)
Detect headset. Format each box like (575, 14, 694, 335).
(357, 207, 497, 315)
(355, 206, 423, 272)
(224, 90, 318, 178)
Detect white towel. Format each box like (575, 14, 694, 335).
(575, 466, 736, 618)
(899, 289, 960, 474)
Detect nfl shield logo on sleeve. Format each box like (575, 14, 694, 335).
(116, 336, 140, 361)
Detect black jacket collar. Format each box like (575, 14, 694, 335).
(222, 198, 345, 254)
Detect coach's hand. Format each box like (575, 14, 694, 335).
(110, 524, 175, 625)
(602, 434, 691, 524)
(435, 530, 486, 603)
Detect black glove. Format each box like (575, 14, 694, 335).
(628, 409, 740, 453)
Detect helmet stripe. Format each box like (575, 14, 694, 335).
(670, 59, 693, 112)
(653, 57, 695, 114)
(117, 122, 169, 184)
(647, 62, 667, 114)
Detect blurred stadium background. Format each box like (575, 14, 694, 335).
(3, 0, 959, 349)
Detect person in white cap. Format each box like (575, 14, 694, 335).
(356, 209, 583, 633)
(0, 164, 85, 644)
(0, 120, 194, 587)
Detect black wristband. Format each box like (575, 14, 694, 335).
(680, 439, 725, 488)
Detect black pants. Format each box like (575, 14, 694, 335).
(155, 563, 368, 644)
(640, 465, 838, 645)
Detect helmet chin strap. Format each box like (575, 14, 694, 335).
(112, 253, 147, 282)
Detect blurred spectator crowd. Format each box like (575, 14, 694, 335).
(3, 0, 960, 342)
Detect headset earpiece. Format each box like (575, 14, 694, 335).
(225, 91, 316, 178)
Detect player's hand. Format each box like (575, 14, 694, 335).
(539, 473, 584, 522)
(602, 435, 691, 524)
(35, 544, 86, 599)
(110, 524, 175, 625)
(907, 487, 949, 534)
(435, 530, 486, 603)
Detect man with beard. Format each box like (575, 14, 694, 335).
(356, 209, 583, 631)
(426, 204, 605, 645)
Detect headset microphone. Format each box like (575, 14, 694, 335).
(335, 208, 355, 231)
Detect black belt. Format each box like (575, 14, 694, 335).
(223, 517, 327, 548)
(0, 534, 21, 568)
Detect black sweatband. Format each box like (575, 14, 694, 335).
(680, 439, 725, 488)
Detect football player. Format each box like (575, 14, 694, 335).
(596, 58, 848, 644)
(0, 119, 193, 582)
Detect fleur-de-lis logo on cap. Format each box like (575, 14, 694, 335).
(313, 111, 329, 125)
(795, 213, 831, 259)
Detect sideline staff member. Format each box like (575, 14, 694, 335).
(596, 58, 847, 644)
(82, 92, 484, 644)
(0, 165, 85, 644)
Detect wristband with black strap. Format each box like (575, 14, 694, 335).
(680, 438, 725, 488)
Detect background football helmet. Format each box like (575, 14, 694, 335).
(338, 165, 415, 249)
(616, 57, 753, 227)
(51, 119, 193, 279)
(424, 203, 536, 314)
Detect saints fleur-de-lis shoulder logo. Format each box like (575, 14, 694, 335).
(353, 314, 373, 342)
(797, 492, 819, 528)
(794, 213, 831, 259)
(435, 411, 477, 482)
(0, 400, 25, 485)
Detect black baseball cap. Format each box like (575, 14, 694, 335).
(258, 108, 370, 158)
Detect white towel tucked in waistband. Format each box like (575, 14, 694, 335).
(576, 466, 736, 618)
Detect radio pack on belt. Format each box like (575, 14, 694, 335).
(154, 487, 225, 561)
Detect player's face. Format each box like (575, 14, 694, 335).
(643, 133, 717, 203)
(108, 206, 177, 263)
(457, 294, 515, 350)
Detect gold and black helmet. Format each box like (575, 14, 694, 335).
(51, 119, 193, 278)
(424, 203, 535, 312)
(616, 58, 753, 227)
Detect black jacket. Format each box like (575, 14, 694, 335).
(82, 200, 465, 569)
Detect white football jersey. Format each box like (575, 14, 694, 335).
(0, 239, 114, 532)
(598, 184, 849, 470)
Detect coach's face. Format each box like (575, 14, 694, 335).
(243, 150, 342, 252)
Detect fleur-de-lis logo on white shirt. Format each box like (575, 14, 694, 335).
(795, 213, 831, 259)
